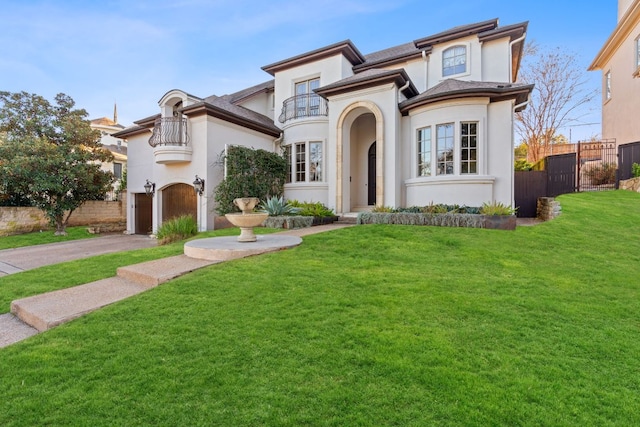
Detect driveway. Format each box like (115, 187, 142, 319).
(0, 234, 157, 276)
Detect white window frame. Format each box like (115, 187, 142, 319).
(436, 123, 455, 175)
(605, 70, 611, 101)
(460, 122, 478, 175)
(417, 127, 432, 177)
(442, 45, 468, 77)
(415, 121, 482, 178)
(294, 78, 321, 119)
(285, 140, 324, 183)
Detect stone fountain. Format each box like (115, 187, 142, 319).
(183, 196, 301, 261)
(224, 197, 268, 242)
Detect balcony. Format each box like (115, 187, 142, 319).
(278, 94, 328, 124)
(148, 117, 192, 164)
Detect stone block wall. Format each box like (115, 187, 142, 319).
(0, 195, 126, 236)
(619, 177, 640, 192)
(537, 197, 561, 221)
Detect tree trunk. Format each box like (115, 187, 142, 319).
(54, 215, 67, 236)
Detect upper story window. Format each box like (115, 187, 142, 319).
(443, 46, 467, 77)
(605, 70, 611, 100)
(295, 78, 320, 117)
(113, 162, 123, 179)
(636, 37, 640, 69)
(279, 78, 328, 123)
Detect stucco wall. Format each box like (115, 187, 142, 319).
(0, 196, 126, 236)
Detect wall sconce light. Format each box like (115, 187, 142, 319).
(144, 179, 156, 197)
(193, 175, 205, 196)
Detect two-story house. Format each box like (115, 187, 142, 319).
(590, 0, 640, 146)
(114, 18, 532, 234)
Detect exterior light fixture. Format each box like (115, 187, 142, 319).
(144, 179, 155, 197)
(193, 175, 205, 196)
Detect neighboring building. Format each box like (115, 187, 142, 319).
(589, 0, 640, 145)
(90, 111, 127, 199)
(114, 18, 532, 234)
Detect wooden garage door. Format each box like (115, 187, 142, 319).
(162, 183, 196, 222)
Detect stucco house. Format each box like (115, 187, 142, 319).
(589, 0, 640, 146)
(114, 18, 533, 234)
(90, 112, 127, 199)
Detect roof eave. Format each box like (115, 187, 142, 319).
(399, 84, 534, 115)
(261, 40, 366, 76)
(181, 102, 281, 138)
(315, 70, 418, 99)
(590, 2, 640, 70)
(414, 18, 499, 49)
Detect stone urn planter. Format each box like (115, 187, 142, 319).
(224, 197, 268, 242)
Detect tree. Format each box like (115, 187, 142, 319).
(515, 44, 598, 163)
(0, 91, 114, 235)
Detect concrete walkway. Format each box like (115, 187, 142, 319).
(0, 234, 158, 276)
(0, 224, 353, 348)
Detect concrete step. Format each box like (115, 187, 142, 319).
(10, 255, 220, 332)
(117, 255, 220, 287)
(11, 277, 152, 332)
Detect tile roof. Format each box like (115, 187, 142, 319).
(315, 68, 418, 99)
(398, 79, 534, 114)
(184, 95, 281, 137)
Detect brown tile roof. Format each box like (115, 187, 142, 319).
(262, 40, 365, 76)
(315, 68, 419, 99)
(184, 95, 281, 137)
(225, 80, 274, 104)
(414, 18, 499, 49)
(398, 79, 534, 115)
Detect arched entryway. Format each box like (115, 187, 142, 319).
(336, 101, 384, 213)
(161, 183, 197, 223)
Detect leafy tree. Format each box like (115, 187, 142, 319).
(515, 43, 597, 163)
(0, 91, 114, 235)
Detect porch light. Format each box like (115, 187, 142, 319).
(193, 175, 205, 196)
(144, 179, 155, 197)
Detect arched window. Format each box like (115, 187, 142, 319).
(443, 46, 467, 77)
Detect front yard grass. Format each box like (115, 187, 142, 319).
(0, 191, 639, 426)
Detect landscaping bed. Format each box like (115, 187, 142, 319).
(357, 212, 517, 230)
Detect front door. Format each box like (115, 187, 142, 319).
(368, 142, 376, 205)
(135, 193, 153, 235)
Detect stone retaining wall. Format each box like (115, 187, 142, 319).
(0, 195, 126, 236)
(537, 197, 561, 221)
(619, 177, 640, 192)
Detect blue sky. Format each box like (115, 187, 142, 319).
(1, 0, 618, 141)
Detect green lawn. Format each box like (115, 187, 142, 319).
(1, 191, 639, 426)
(0, 226, 100, 249)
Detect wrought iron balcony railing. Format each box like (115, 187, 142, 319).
(278, 94, 328, 123)
(148, 117, 190, 147)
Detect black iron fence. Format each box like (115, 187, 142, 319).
(515, 141, 619, 217)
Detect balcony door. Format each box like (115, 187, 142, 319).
(295, 78, 320, 118)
